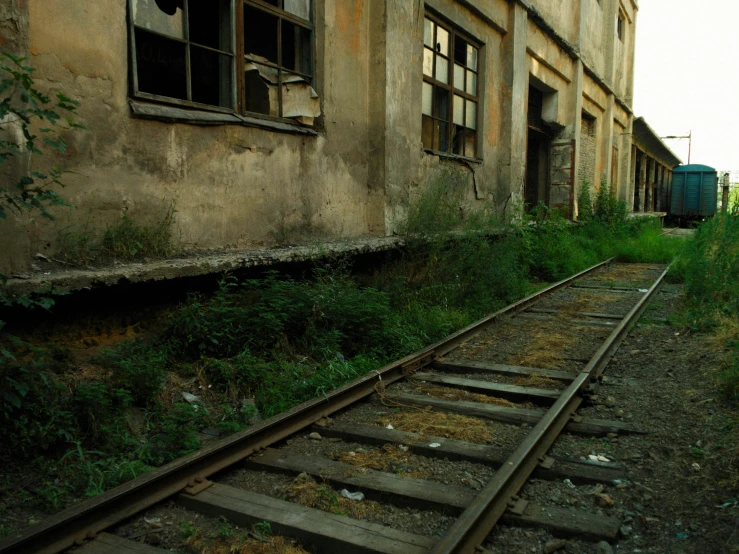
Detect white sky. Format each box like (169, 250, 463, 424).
(633, 0, 739, 173)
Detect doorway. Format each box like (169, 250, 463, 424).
(525, 87, 551, 210)
(525, 129, 550, 209)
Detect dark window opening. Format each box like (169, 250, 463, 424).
(131, 0, 234, 109)
(134, 28, 188, 101)
(617, 11, 625, 41)
(422, 15, 479, 159)
(243, 0, 316, 120)
(244, 5, 279, 64)
(129, 0, 317, 124)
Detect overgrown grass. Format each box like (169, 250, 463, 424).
(57, 206, 177, 266)
(674, 210, 739, 401)
(0, 179, 681, 518)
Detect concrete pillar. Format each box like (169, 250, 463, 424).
(603, 95, 616, 188)
(628, 144, 637, 207)
(571, 60, 585, 217)
(637, 153, 647, 213)
(500, 1, 528, 213)
(646, 157, 655, 212)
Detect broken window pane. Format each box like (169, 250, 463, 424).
(436, 26, 449, 56)
(244, 61, 274, 116)
(436, 120, 448, 151)
(281, 70, 320, 123)
(284, 0, 311, 21)
(434, 86, 448, 120)
(421, 19, 478, 156)
(135, 27, 187, 99)
(244, 5, 279, 64)
(133, 0, 184, 39)
(422, 82, 432, 116)
(282, 20, 312, 76)
(424, 18, 434, 48)
(188, 0, 232, 52)
(435, 56, 448, 84)
(453, 94, 464, 126)
(191, 45, 233, 107)
(423, 47, 434, 77)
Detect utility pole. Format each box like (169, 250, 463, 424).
(660, 131, 692, 164)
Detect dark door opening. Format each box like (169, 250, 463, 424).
(525, 129, 550, 210)
(525, 86, 551, 211)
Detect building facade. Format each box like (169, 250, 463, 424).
(0, 0, 639, 274)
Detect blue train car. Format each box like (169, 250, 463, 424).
(670, 164, 718, 220)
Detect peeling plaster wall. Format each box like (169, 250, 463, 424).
(0, 0, 640, 274)
(0, 0, 378, 273)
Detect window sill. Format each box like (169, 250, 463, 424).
(129, 100, 319, 137)
(423, 149, 483, 165)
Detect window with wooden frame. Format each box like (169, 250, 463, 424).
(422, 15, 479, 159)
(129, 0, 317, 124)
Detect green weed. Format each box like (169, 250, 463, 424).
(57, 206, 178, 267)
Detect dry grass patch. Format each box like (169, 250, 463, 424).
(337, 444, 427, 479)
(412, 383, 518, 407)
(186, 533, 308, 554)
(377, 408, 493, 444)
(588, 264, 658, 284)
(282, 472, 384, 519)
(512, 374, 565, 390)
(507, 326, 580, 369)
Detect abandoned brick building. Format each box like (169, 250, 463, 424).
(1, 0, 660, 275)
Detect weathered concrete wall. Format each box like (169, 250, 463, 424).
(1, 0, 378, 274)
(0, 0, 641, 275)
(579, 116, 596, 187)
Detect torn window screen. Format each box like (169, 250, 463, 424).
(131, 0, 234, 109)
(422, 15, 479, 158)
(243, 0, 319, 124)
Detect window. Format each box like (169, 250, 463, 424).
(129, 0, 317, 124)
(422, 15, 479, 159)
(617, 10, 625, 41)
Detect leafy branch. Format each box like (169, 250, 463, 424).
(0, 51, 86, 221)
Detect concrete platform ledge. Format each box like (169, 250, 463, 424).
(4, 236, 406, 296)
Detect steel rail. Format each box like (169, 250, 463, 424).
(0, 258, 614, 554)
(432, 265, 669, 554)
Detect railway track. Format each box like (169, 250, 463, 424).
(0, 260, 669, 554)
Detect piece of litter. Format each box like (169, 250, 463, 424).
(597, 455, 610, 463)
(399, 445, 409, 452)
(340, 489, 365, 501)
(386, 424, 394, 430)
(182, 392, 201, 403)
(429, 443, 441, 448)
(588, 455, 599, 462)
(144, 517, 161, 524)
(675, 532, 689, 539)
(563, 479, 576, 489)
(638, 288, 648, 293)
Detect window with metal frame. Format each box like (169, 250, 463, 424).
(128, 0, 316, 123)
(421, 15, 479, 159)
(242, 0, 315, 120)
